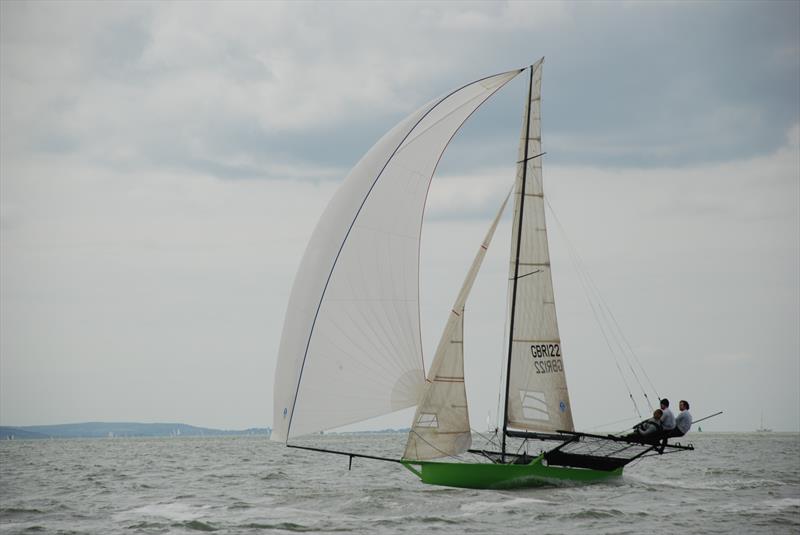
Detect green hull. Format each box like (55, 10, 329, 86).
(401, 454, 622, 489)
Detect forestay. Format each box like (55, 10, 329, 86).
(505, 59, 574, 433)
(273, 69, 523, 441)
(403, 191, 511, 461)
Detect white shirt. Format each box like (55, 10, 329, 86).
(660, 407, 676, 430)
(676, 410, 692, 434)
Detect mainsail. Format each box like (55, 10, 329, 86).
(403, 191, 511, 460)
(504, 59, 574, 434)
(272, 69, 523, 442)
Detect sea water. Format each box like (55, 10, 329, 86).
(1, 432, 798, 534)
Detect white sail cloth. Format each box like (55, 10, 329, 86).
(272, 69, 523, 441)
(505, 59, 575, 433)
(403, 191, 511, 460)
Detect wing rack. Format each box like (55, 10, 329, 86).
(546, 431, 693, 471)
(471, 430, 694, 471)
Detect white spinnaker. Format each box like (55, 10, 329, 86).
(505, 59, 575, 433)
(273, 69, 523, 442)
(403, 191, 511, 461)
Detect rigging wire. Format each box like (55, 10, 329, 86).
(593, 295, 661, 403)
(543, 196, 660, 406)
(494, 209, 516, 434)
(543, 196, 652, 417)
(406, 430, 470, 464)
(569, 264, 651, 408)
(495, 282, 513, 431)
(468, 428, 504, 463)
(584, 415, 642, 432)
(560, 236, 660, 405)
(471, 427, 501, 449)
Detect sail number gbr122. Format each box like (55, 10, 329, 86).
(529, 343, 563, 374)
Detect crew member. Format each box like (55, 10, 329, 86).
(674, 400, 692, 436)
(658, 399, 691, 452)
(659, 398, 675, 433)
(626, 409, 663, 443)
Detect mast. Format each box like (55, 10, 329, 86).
(502, 64, 535, 461)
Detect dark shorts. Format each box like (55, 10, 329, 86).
(660, 428, 685, 441)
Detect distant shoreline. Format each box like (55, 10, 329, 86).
(0, 422, 271, 440)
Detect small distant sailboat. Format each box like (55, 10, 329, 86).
(756, 412, 772, 433)
(272, 60, 693, 489)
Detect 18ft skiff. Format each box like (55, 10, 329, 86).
(272, 59, 693, 489)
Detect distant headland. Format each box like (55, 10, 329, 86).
(0, 422, 271, 440)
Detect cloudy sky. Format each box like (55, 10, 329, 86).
(1, 1, 798, 433)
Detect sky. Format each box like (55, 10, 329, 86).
(1, 1, 798, 433)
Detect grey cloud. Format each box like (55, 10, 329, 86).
(3, 2, 798, 184)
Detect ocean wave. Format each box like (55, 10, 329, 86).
(260, 471, 288, 481)
(626, 474, 785, 491)
(236, 522, 352, 532)
(372, 515, 464, 527)
(177, 519, 218, 532)
(124, 521, 167, 529)
(226, 501, 253, 510)
(114, 502, 213, 523)
(459, 496, 551, 514)
(564, 508, 625, 519)
(0, 507, 45, 516)
(761, 497, 800, 510)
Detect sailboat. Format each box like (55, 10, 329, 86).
(272, 59, 693, 489)
(756, 412, 773, 433)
